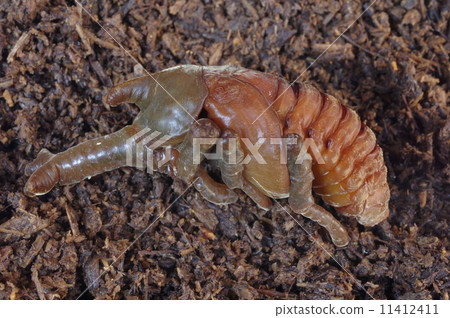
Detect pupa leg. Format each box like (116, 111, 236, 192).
(241, 178, 272, 210)
(218, 129, 272, 210)
(175, 118, 238, 204)
(286, 134, 350, 247)
(175, 118, 221, 181)
(193, 166, 238, 205)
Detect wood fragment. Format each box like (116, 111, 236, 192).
(31, 266, 46, 300)
(75, 24, 94, 55)
(7, 31, 32, 63)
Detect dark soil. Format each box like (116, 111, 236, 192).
(0, 0, 448, 299)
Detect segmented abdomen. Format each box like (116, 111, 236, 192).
(276, 82, 390, 226)
(222, 67, 389, 226)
